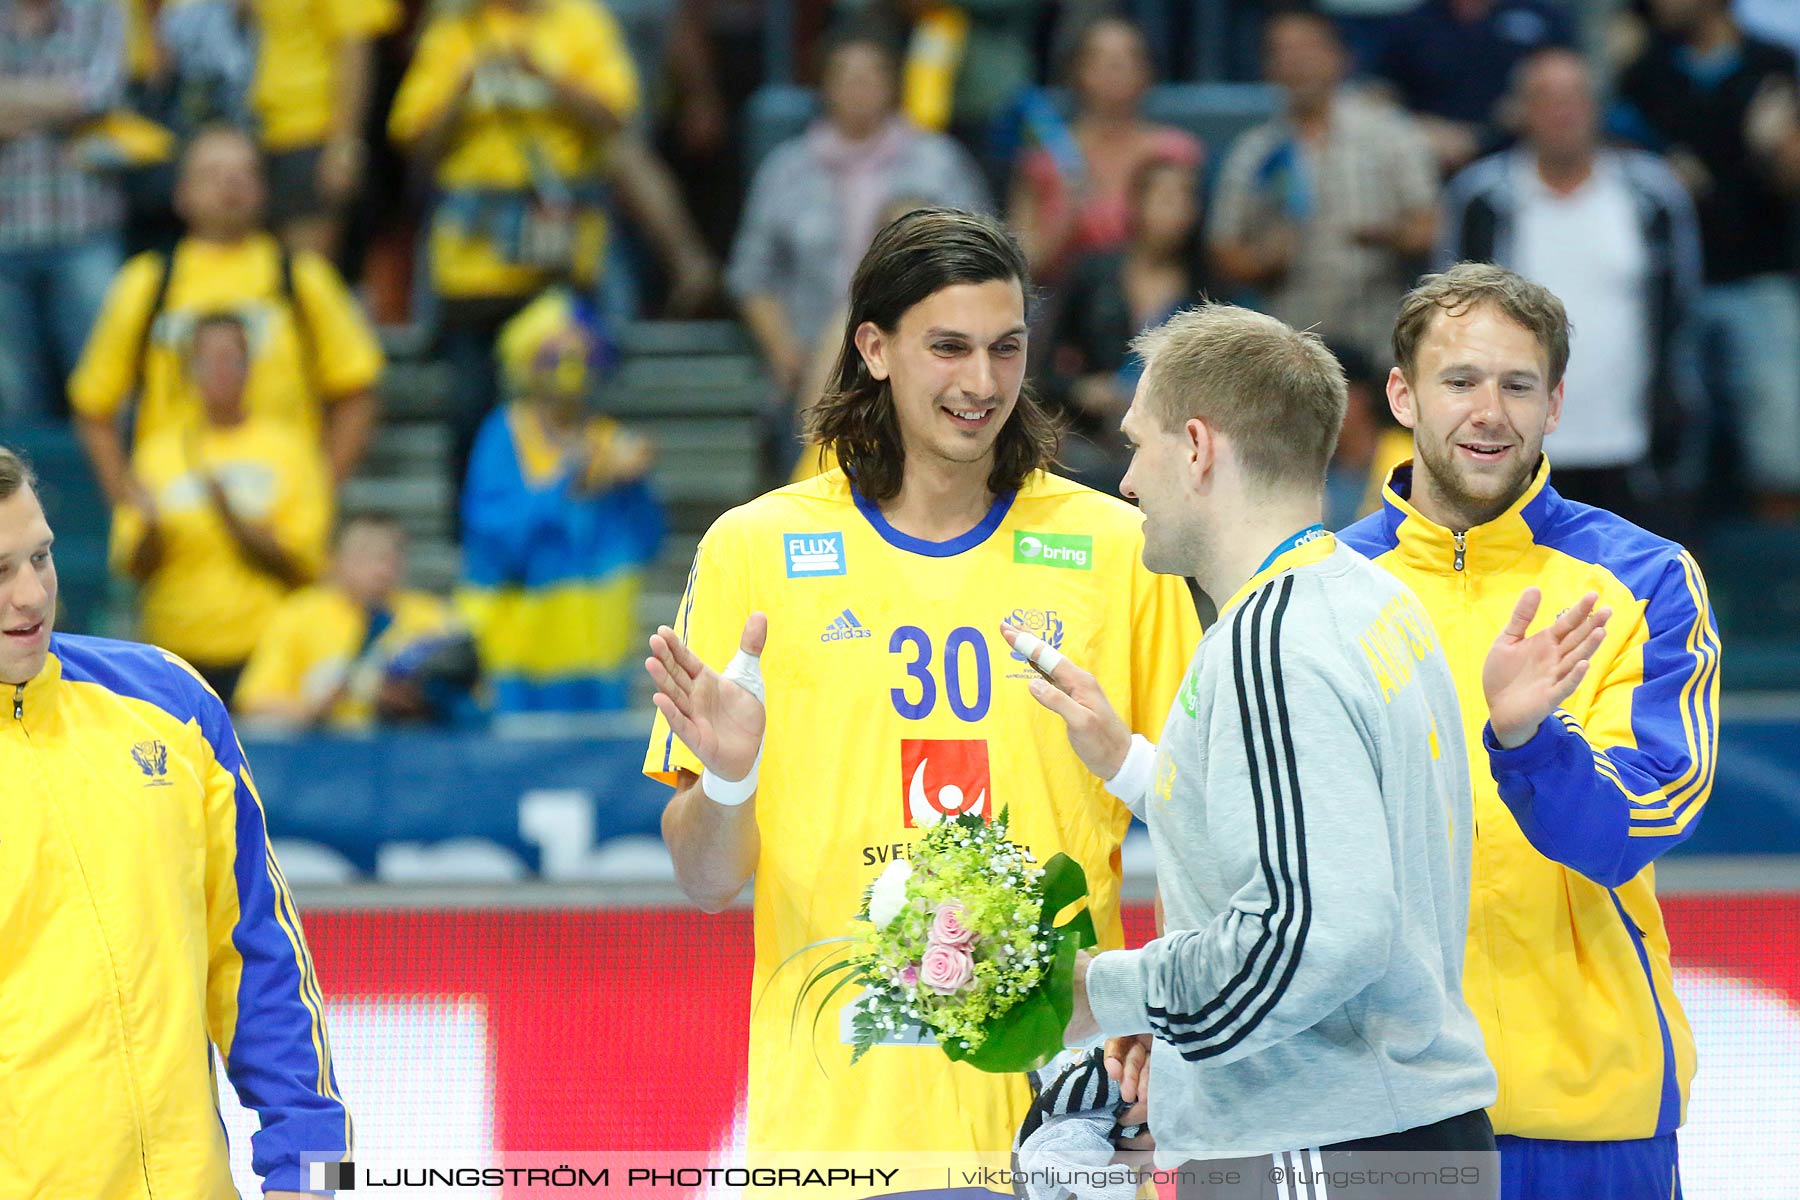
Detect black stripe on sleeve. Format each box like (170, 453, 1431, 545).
(1146, 576, 1313, 1059)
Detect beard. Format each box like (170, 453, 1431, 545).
(1413, 436, 1539, 529)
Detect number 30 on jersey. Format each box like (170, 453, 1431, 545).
(889, 626, 992, 721)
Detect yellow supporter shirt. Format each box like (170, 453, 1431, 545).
(244, 0, 403, 151)
(235, 584, 459, 729)
(69, 234, 386, 448)
(109, 421, 332, 670)
(387, 0, 639, 298)
(643, 469, 1199, 1182)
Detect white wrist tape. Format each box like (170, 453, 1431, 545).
(1011, 629, 1065, 676)
(700, 647, 766, 807)
(1104, 734, 1156, 801)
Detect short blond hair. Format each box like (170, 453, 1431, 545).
(0, 444, 34, 502)
(1394, 262, 1570, 388)
(1131, 304, 1347, 489)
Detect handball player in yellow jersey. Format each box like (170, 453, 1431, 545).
(642, 208, 1200, 1194)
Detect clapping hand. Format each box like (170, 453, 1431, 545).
(646, 615, 768, 784)
(1483, 588, 1610, 749)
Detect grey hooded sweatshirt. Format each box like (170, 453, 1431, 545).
(1085, 538, 1497, 1162)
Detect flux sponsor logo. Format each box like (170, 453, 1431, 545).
(821, 609, 872, 642)
(901, 738, 991, 828)
(784, 532, 845, 577)
(1014, 530, 1092, 570)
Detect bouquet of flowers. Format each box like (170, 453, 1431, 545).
(789, 807, 1097, 1074)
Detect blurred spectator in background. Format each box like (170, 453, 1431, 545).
(104, 0, 252, 258)
(70, 125, 383, 510)
(658, 0, 771, 259)
(896, 0, 1041, 168)
(1442, 48, 1701, 532)
(1046, 153, 1208, 494)
(1007, 14, 1202, 282)
(108, 311, 330, 700)
(1316, 0, 1433, 79)
(389, 0, 639, 517)
(1377, 0, 1575, 174)
(1616, 0, 1800, 520)
(0, 0, 126, 421)
(606, 133, 721, 319)
(1737, 0, 1800, 61)
(459, 288, 663, 714)
(236, 513, 467, 730)
(1211, 11, 1438, 368)
(728, 26, 986, 461)
(235, 0, 403, 259)
(1323, 341, 1411, 530)
(150, 0, 256, 132)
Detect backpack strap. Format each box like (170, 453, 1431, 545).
(129, 249, 175, 401)
(278, 244, 324, 399)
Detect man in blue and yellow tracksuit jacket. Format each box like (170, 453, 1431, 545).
(1345, 457, 1717, 1197)
(0, 448, 347, 1197)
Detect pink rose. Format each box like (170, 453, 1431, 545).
(920, 943, 974, 995)
(897, 963, 919, 989)
(930, 901, 975, 948)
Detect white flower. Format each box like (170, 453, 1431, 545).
(868, 858, 914, 929)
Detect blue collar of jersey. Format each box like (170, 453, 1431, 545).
(1255, 524, 1328, 575)
(851, 486, 1017, 558)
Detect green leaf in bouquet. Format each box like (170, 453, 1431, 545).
(1038, 852, 1092, 935)
(809, 968, 872, 1077)
(849, 1003, 882, 1066)
(753, 934, 858, 1024)
(939, 923, 1084, 1073)
(789, 953, 863, 1040)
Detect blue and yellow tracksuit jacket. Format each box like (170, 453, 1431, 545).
(1341, 460, 1719, 1142)
(0, 634, 347, 1197)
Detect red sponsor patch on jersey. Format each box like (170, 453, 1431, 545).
(901, 739, 991, 828)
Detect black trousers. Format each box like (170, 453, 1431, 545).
(1176, 1108, 1498, 1200)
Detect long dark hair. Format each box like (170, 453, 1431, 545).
(805, 208, 1060, 502)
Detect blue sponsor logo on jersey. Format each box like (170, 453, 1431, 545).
(785, 532, 845, 577)
(132, 739, 173, 787)
(1006, 608, 1064, 659)
(1004, 609, 1066, 679)
(821, 609, 873, 642)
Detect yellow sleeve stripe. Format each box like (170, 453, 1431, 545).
(1626, 552, 1720, 829)
(238, 756, 352, 1148)
(1557, 552, 1719, 835)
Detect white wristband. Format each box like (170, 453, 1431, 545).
(1104, 734, 1156, 801)
(702, 751, 760, 807)
(699, 646, 766, 807)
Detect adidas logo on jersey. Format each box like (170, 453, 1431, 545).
(821, 609, 873, 643)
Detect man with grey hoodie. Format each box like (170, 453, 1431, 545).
(1005, 304, 1605, 1197)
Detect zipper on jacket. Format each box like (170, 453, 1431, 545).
(11, 682, 20, 721)
(1452, 532, 1467, 572)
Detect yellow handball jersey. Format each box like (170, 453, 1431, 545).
(643, 469, 1199, 1181)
